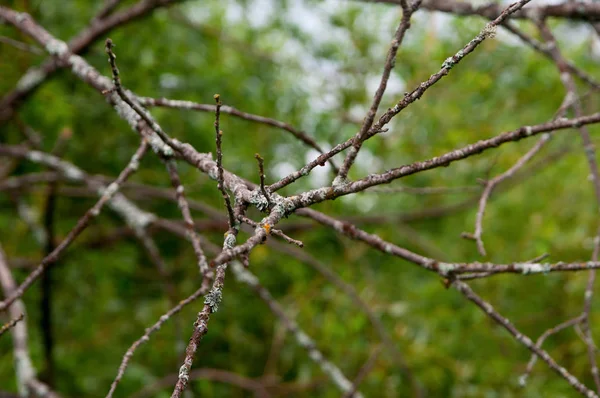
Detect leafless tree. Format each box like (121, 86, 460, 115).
(2, 1, 600, 397)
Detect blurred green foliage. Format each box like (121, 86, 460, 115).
(1, 1, 600, 397)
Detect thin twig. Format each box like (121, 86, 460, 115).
(336, 0, 532, 184)
(336, 0, 421, 181)
(0, 0, 188, 123)
(454, 280, 597, 398)
(241, 216, 303, 248)
(582, 232, 600, 394)
(466, 134, 550, 256)
(0, 313, 24, 338)
(0, 243, 60, 397)
(230, 260, 364, 398)
(104, 38, 178, 153)
(343, 345, 382, 398)
(255, 153, 272, 209)
(519, 315, 585, 387)
(106, 283, 209, 398)
(0, 141, 149, 312)
(214, 94, 236, 228)
(171, 197, 246, 397)
(0, 35, 43, 54)
(138, 96, 339, 173)
(165, 161, 209, 275)
(369, 0, 600, 22)
(537, 21, 600, 393)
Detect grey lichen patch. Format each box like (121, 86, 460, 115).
(46, 39, 68, 56)
(332, 175, 349, 188)
(442, 56, 456, 70)
(224, 232, 237, 249)
(70, 55, 104, 85)
(177, 364, 190, 382)
(437, 262, 457, 276)
(559, 72, 572, 86)
(269, 196, 295, 218)
(113, 99, 141, 131)
(14, 349, 35, 397)
(518, 262, 552, 275)
(249, 189, 270, 212)
(149, 134, 173, 157)
(280, 197, 295, 213)
(482, 24, 497, 39)
(204, 288, 222, 313)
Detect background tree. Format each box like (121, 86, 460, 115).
(1, 0, 600, 396)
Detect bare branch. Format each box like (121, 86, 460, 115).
(0, 313, 24, 338)
(336, 0, 421, 181)
(138, 96, 340, 173)
(0, 0, 188, 123)
(520, 315, 585, 387)
(214, 94, 236, 228)
(343, 345, 382, 398)
(0, 243, 60, 397)
(165, 160, 209, 275)
(454, 280, 597, 398)
(230, 260, 363, 397)
(335, 0, 532, 183)
(367, 0, 600, 22)
(255, 153, 272, 210)
(106, 284, 209, 398)
(0, 141, 149, 312)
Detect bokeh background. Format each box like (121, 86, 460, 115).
(2, 0, 600, 396)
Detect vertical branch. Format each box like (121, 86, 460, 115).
(466, 134, 550, 256)
(40, 176, 56, 386)
(254, 153, 271, 209)
(0, 243, 58, 397)
(537, 21, 600, 393)
(170, 226, 240, 397)
(336, 0, 420, 182)
(214, 94, 236, 227)
(582, 232, 600, 394)
(165, 161, 209, 275)
(40, 127, 70, 386)
(106, 284, 209, 398)
(171, 163, 246, 397)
